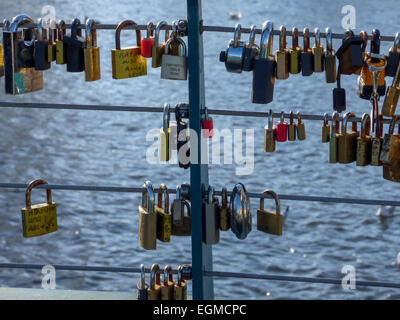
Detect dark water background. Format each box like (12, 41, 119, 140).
(0, 0, 400, 299)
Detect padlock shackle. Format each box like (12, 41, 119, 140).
(163, 265, 173, 285)
(141, 180, 155, 213)
(164, 36, 187, 56)
(221, 187, 228, 207)
(157, 184, 169, 213)
(259, 189, 281, 215)
(182, 200, 191, 217)
(37, 18, 45, 41)
(25, 179, 52, 209)
(139, 264, 146, 289)
(359, 30, 368, 53)
(146, 21, 154, 38)
(48, 19, 57, 42)
(279, 25, 286, 51)
(2, 19, 10, 31)
(331, 111, 340, 135)
(267, 109, 273, 129)
(85, 18, 96, 48)
(149, 264, 159, 290)
(325, 27, 333, 52)
(393, 32, 400, 51)
(314, 28, 321, 48)
(232, 23, 242, 48)
(57, 20, 66, 40)
(9, 14, 35, 33)
(323, 112, 329, 126)
(154, 20, 169, 47)
(279, 111, 285, 124)
(207, 185, 215, 204)
(289, 111, 294, 125)
(177, 265, 183, 286)
(341, 112, 356, 135)
(371, 29, 381, 55)
(248, 24, 257, 47)
(115, 20, 141, 51)
(230, 183, 250, 225)
(259, 20, 273, 59)
(162, 103, 170, 132)
(360, 113, 371, 138)
(291, 27, 299, 50)
(71, 18, 82, 39)
(296, 111, 303, 124)
(303, 27, 310, 51)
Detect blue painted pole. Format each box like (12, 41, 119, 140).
(187, 0, 214, 300)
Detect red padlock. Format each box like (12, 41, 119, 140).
(201, 108, 214, 138)
(141, 21, 155, 58)
(276, 111, 288, 142)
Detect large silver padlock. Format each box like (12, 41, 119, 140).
(230, 183, 251, 240)
(161, 35, 188, 80)
(202, 185, 220, 245)
(219, 23, 245, 73)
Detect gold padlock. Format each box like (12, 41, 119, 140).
(289, 27, 301, 74)
(383, 159, 400, 182)
(257, 189, 282, 236)
(264, 109, 276, 152)
(147, 264, 161, 300)
(356, 113, 372, 166)
(161, 265, 174, 300)
(288, 111, 296, 141)
(47, 20, 57, 62)
(380, 115, 400, 165)
(138, 181, 157, 250)
(338, 112, 359, 164)
(371, 114, 384, 166)
(218, 188, 230, 231)
(155, 184, 171, 242)
(312, 28, 324, 73)
(21, 179, 58, 238)
(159, 103, 171, 161)
(296, 112, 306, 140)
(321, 113, 330, 143)
(111, 20, 147, 79)
(84, 19, 101, 82)
(56, 20, 66, 64)
(173, 266, 187, 300)
(152, 21, 169, 68)
(275, 25, 289, 80)
(329, 111, 340, 163)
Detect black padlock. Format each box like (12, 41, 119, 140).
(336, 30, 363, 75)
(301, 27, 313, 76)
(16, 27, 35, 69)
(333, 74, 346, 112)
(242, 24, 259, 72)
(34, 18, 51, 71)
(63, 18, 85, 72)
(175, 104, 190, 169)
(251, 20, 276, 104)
(386, 32, 400, 78)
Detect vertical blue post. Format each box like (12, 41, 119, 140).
(187, 0, 214, 300)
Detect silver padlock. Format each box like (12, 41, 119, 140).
(230, 183, 251, 240)
(136, 264, 148, 300)
(161, 36, 188, 80)
(219, 23, 245, 73)
(171, 185, 184, 226)
(202, 185, 220, 245)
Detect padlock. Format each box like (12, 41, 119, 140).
(202, 185, 220, 245)
(252, 20, 276, 104)
(275, 25, 289, 80)
(174, 266, 187, 300)
(230, 183, 251, 240)
(357, 30, 386, 100)
(336, 29, 364, 75)
(380, 116, 400, 166)
(159, 103, 171, 161)
(289, 27, 301, 74)
(219, 23, 245, 73)
(242, 24, 259, 72)
(301, 27, 313, 76)
(155, 184, 171, 243)
(264, 109, 276, 152)
(296, 112, 306, 140)
(386, 32, 400, 78)
(147, 264, 161, 300)
(321, 113, 330, 143)
(356, 113, 372, 167)
(324, 27, 337, 83)
(329, 111, 340, 163)
(201, 107, 214, 138)
(161, 32, 188, 80)
(111, 20, 147, 79)
(312, 28, 324, 73)
(21, 179, 58, 238)
(171, 185, 183, 227)
(141, 22, 155, 58)
(257, 189, 282, 236)
(138, 181, 157, 250)
(34, 18, 51, 71)
(219, 188, 231, 231)
(176, 104, 190, 169)
(338, 112, 359, 164)
(371, 114, 384, 166)
(3, 14, 43, 94)
(276, 111, 288, 142)
(152, 20, 169, 68)
(382, 56, 400, 117)
(0, 19, 9, 78)
(383, 158, 400, 183)
(47, 19, 57, 62)
(161, 265, 174, 300)
(136, 264, 148, 300)
(288, 111, 296, 141)
(84, 19, 101, 82)
(55, 20, 66, 65)
(333, 73, 346, 112)
(171, 200, 191, 236)
(64, 18, 85, 72)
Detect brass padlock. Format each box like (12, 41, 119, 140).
(155, 184, 171, 243)
(382, 46, 400, 117)
(21, 179, 58, 238)
(161, 265, 174, 300)
(380, 115, 400, 166)
(296, 112, 306, 140)
(111, 20, 147, 79)
(288, 111, 296, 141)
(329, 111, 340, 163)
(383, 158, 400, 183)
(338, 112, 359, 164)
(264, 109, 276, 152)
(321, 113, 330, 143)
(371, 114, 384, 166)
(147, 264, 161, 300)
(356, 113, 372, 167)
(152, 20, 169, 68)
(47, 20, 57, 62)
(275, 25, 289, 80)
(171, 200, 191, 236)
(84, 19, 101, 82)
(289, 27, 301, 74)
(324, 27, 336, 83)
(138, 181, 157, 250)
(257, 189, 282, 236)
(312, 28, 324, 73)
(159, 103, 171, 161)
(56, 20, 66, 65)
(174, 266, 187, 300)
(218, 188, 231, 231)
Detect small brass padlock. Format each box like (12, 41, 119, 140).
(296, 112, 306, 140)
(288, 111, 296, 141)
(356, 113, 372, 167)
(147, 264, 161, 300)
(321, 113, 330, 143)
(21, 179, 58, 238)
(338, 112, 359, 164)
(380, 115, 400, 166)
(152, 20, 169, 68)
(218, 188, 231, 231)
(257, 189, 282, 236)
(138, 181, 157, 250)
(371, 114, 384, 166)
(324, 27, 336, 83)
(264, 109, 276, 152)
(159, 103, 171, 162)
(174, 266, 187, 300)
(55, 20, 66, 65)
(275, 25, 289, 80)
(312, 28, 324, 73)
(171, 199, 191, 236)
(161, 265, 174, 300)
(329, 111, 340, 163)
(84, 18, 101, 82)
(155, 184, 171, 243)
(289, 27, 301, 74)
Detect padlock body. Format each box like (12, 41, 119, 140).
(219, 207, 230, 231)
(201, 118, 214, 138)
(174, 281, 187, 300)
(297, 123, 306, 140)
(141, 37, 155, 58)
(289, 48, 301, 74)
(202, 201, 220, 245)
(64, 37, 85, 72)
(161, 54, 187, 80)
(275, 50, 289, 79)
(242, 46, 258, 72)
(356, 137, 372, 166)
(137, 286, 148, 300)
(333, 87, 346, 112)
(336, 38, 363, 75)
(257, 209, 282, 235)
(264, 127, 276, 152)
(312, 46, 324, 72)
(288, 123, 296, 141)
(21, 202, 57, 237)
(147, 287, 161, 300)
(171, 216, 191, 236)
(47, 42, 56, 62)
(161, 282, 174, 300)
(177, 121, 190, 169)
(383, 159, 400, 182)
(84, 46, 101, 81)
(382, 86, 400, 117)
(380, 134, 400, 165)
(34, 40, 51, 70)
(251, 57, 276, 104)
(321, 125, 330, 143)
(357, 61, 386, 100)
(329, 135, 338, 163)
(338, 132, 358, 164)
(152, 45, 165, 68)
(56, 40, 66, 64)
(138, 205, 157, 250)
(155, 206, 171, 243)
(324, 52, 337, 83)
(301, 50, 313, 76)
(159, 127, 170, 161)
(276, 123, 288, 142)
(224, 40, 245, 73)
(112, 47, 147, 79)
(386, 49, 400, 77)
(370, 137, 383, 166)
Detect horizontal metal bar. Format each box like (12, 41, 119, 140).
(0, 183, 399, 206)
(0, 102, 394, 124)
(205, 270, 400, 289)
(1, 23, 173, 31)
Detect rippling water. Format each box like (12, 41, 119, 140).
(0, 0, 400, 299)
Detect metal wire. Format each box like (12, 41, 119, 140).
(0, 102, 394, 124)
(0, 183, 399, 206)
